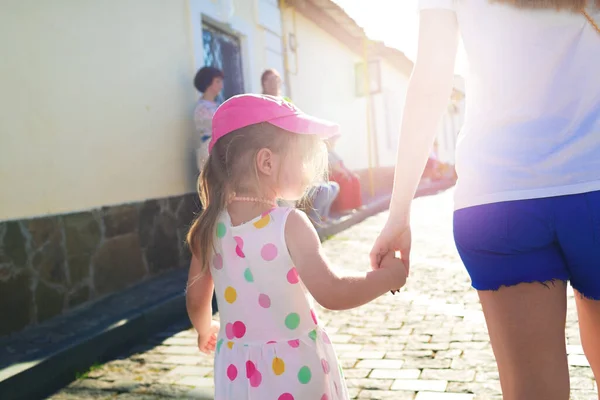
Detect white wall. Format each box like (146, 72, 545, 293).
(371, 60, 409, 168)
(371, 61, 464, 168)
(280, 8, 422, 172)
(257, 0, 286, 93)
(0, 0, 200, 221)
(282, 9, 371, 171)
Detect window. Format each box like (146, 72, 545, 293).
(202, 23, 244, 103)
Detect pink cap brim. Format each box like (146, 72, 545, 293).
(268, 113, 340, 139)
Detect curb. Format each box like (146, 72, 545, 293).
(0, 293, 187, 400)
(317, 195, 392, 241)
(1, 179, 454, 400)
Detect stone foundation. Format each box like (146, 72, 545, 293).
(0, 193, 201, 337)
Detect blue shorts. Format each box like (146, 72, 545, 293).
(453, 190, 600, 299)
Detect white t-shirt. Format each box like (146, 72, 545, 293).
(420, 0, 600, 209)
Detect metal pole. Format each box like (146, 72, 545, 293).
(279, 0, 293, 99)
(362, 38, 375, 198)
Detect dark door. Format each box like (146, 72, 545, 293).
(202, 23, 244, 103)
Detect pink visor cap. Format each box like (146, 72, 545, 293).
(209, 94, 340, 154)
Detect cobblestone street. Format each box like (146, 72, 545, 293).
(49, 190, 597, 400)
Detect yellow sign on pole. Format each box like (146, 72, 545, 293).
(362, 38, 375, 198)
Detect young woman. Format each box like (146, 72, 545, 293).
(193, 66, 224, 171)
(370, 1, 600, 399)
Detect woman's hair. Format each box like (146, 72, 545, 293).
(490, 0, 600, 9)
(194, 66, 224, 93)
(186, 123, 327, 274)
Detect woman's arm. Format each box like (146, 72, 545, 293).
(388, 9, 459, 222)
(186, 255, 214, 335)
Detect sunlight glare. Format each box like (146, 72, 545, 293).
(332, 0, 468, 76)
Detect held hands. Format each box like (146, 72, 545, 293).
(197, 320, 220, 354)
(370, 218, 412, 293)
(379, 251, 408, 294)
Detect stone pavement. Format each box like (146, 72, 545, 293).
(49, 189, 597, 400)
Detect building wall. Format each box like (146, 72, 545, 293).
(282, 9, 372, 171)
(281, 5, 463, 173)
(371, 60, 410, 168)
(0, 0, 289, 223)
(368, 61, 464, 169)
(0, 0, 204, 338)
(0, 0, 283, 338)
(0, 0, 199, 222)
(281, 8, 435, 173)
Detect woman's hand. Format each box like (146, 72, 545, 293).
(197, 320, 220, 354)
(369, 218, 412, 277)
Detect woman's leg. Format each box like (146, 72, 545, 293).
(454, 199, 571, 400)
(478, 283, 569, 400)
(574, 295, 600, 397)
(554, 190, 600, 397)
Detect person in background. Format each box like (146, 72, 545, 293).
(261, 69, 282, 97)
(261, 68, 293, 103)
(193, 66, 224, 172)
(307, 181, 340, 223)
(328, 136, 363, 212)
(193, 66, 224, 314)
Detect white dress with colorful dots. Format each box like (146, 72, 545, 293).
(210, 207, 349, 400)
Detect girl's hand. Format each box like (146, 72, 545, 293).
(197, 320, 220, 354)
(379, 251, 408, 292)
(370, 218, 412, 276)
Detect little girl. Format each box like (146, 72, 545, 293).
(185, 94, 407, 400)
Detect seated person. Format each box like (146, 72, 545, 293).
(327, 137, 362, 213)
(305, 181, 340, 223)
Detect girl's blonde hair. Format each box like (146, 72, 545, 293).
(491, 0, 600, 9)
(186, 123, 327, 274)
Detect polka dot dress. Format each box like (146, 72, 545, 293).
(210, 207, 349, 400)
